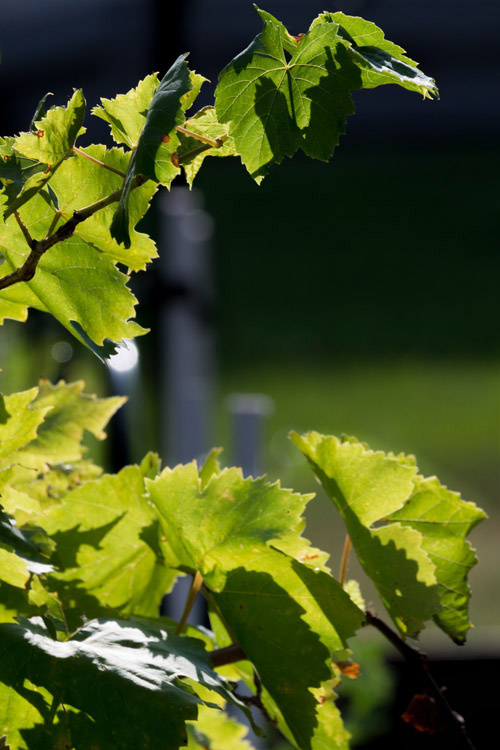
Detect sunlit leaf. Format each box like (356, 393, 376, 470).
(291, 431, 442, 637)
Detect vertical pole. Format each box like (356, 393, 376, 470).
(158, 186, 215, 466)
(158, 186, 214, 625)
(226, 393, 274, 477)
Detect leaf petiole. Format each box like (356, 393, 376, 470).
(175, 570, 204, 635)
(339, 534, 352, 587)
(175, 125, 225, 149)
(72, 146, 127, 178)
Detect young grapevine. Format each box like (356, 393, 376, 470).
(0, 7, 484, 749)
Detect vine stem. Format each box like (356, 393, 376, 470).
(209, 643, 247, 668)
(364, 610, 476, 749)
(0, 175, 144, 292)
(338, 534, 352, 586)
(175, 571, 204, 635)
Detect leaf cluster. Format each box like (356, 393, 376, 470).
(0, 379, 485, 748)
(0, 6, 437, 356)
(0, 6, 484, 750)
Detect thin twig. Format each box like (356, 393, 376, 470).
(364, 610, 476, 749)
(175, 570, 204, 635)
(72, 146, 127, 178)
(0, 175, 145, 292)
(232, 684, 277, 727)
(339, 534, 352, 587)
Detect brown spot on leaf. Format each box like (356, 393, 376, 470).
(171, 153, 179, 168)
(336, 660, 361, 679)
(289, 33, 305, 43)
(301, 552, 319, 561)
(37, 129, 45, 138)
(162, 134, 171, 143)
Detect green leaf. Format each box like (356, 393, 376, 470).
(312, 12, 438, 98)
(14, 90, 86, 165)
(291, 431, 442, 637)
(36, 464, 175, 626)
(0, 190, 147, 353)
(50, 145, 158, 271)
(215, 7, 437, 183)
(0, 507, 53, 589)
(0, 388, 50, 467)
(0, 137, 47, 217)
(187, 704, 255, 749)
(179, 107, 237, 186)
(92, 73, 161, 149)
(0, 616, 238, 749)
(215, 12, 359, 182)
(146, 462, 318, 580)
(211, 548, 358, 749)
(147, 462, 362, 748)
(7, 379, 125, 469)
(387, 475, 486, 643)
(111, 54, 192, 247)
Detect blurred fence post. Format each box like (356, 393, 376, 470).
(226, 393, 275, 477)
(158, 186, 215, 466)
(158, 186, 214, 624)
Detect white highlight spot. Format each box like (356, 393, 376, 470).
(107, 340, 139, 373)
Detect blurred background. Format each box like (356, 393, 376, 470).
(1, 1, 498, 747)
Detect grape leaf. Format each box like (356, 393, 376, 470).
(1, 88, 86, 219)
(92, 73, 161, 149)
(211, 548, 357, 750)
(0, 507, 53, 589)
(50, 145, 158, 271)
(146, 462, 320, 581)
(7, 379, 124, 469)
(0, 388, 50, 467)
(291, 431, 442, 638)
(147, 462, 362, 748)
(0, 616, 238, 749)
(187, 704, 255, 749)
(93, 70, 206, 150)
(215, 7, 438, 182)
(178, 107, 237, 186)
(14, 89, 86, 165)
(312, 12, 439, 98)
(35, 464, 175, 626)
(215, 11, 360, 182)
(0, 190, 147, 355)
(110, 54, 192, 248)
(0, 137, 46, 217)
(387, 475, 486, 643)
